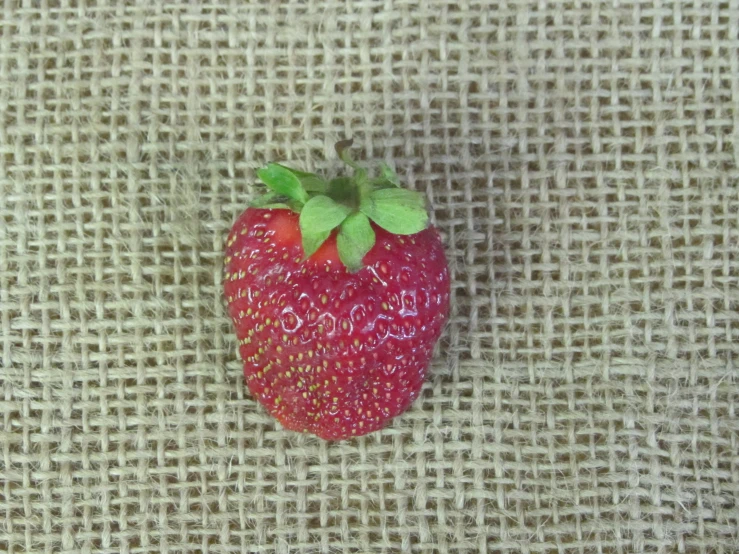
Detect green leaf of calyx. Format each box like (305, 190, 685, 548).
(273, 164, 328, 193)
(380, 163, 400, 186)
(250, 192, 302, 212)
(257, 163, 309, 205)
(249, 192, 289, 208)
(369, 163, 400, 190)
(360, 188, 429, 235)
(299, 195, 353, 258)
(337, 212, 376, 272)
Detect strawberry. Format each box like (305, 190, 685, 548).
(223, 140, 450, 440)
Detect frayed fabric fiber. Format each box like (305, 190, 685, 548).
(1, 1, 738, 553)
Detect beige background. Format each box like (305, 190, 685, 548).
(1, 1, 738, 553)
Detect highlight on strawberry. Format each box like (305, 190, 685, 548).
(223, 139, 450, 440)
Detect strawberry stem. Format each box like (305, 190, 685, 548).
(332, 139, 367, 211)
(335, 138, 361, 171)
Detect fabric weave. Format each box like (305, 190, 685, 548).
(1, 1, 738, 553)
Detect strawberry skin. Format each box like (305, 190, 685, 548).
(224, 208, 450, 440)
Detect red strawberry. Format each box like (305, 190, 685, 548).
(224, 140, 450, 440)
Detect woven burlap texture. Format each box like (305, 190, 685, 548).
(1, 2, 738, 553)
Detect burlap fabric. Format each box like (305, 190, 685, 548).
(1, 2, 738, 553)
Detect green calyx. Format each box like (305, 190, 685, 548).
(251, 139, 429, 271)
